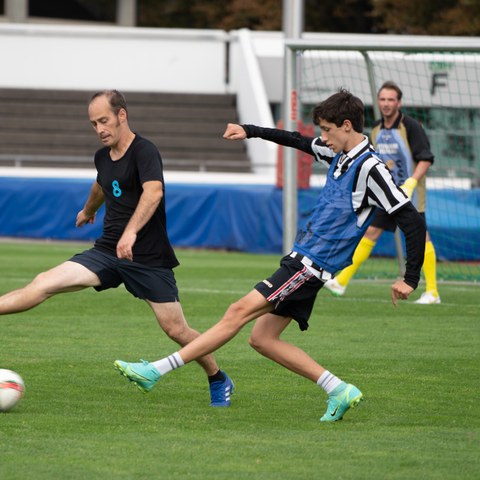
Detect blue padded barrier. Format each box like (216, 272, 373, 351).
(0, 177, 479, 261)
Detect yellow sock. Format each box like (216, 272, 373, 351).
(336, 237, 376, 287)
(423, 241, 438, 296)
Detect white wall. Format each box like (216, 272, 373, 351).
(229, 29, 277, 174)
(245, 31, 285, 104)
(0, 23, 280, 173)
(0, 23, 228, 93)
(243, 31, 480, 108)
(2, 23, 479, 104)
(3, 24, 477, 174)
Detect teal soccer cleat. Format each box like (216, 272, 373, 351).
(114, 359, 161, 393)
(320, 382, 363, 422)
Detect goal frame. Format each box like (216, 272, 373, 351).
(282, 34, 480, 275)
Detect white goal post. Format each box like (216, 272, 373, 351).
(282, 34, 480, 282)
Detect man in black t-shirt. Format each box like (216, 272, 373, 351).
(0, 90, 233, 407)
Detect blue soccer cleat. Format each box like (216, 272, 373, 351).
(209, 371, 234, 407)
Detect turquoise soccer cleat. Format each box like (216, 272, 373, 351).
(320, 382, 363, 422)
(114, 359, 161, 393)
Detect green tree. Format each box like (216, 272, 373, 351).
(371, 0, 480, 35)
(67, 0, 480, 36)
(137, 0, 282, 30)
(303, 0, 374, 33)
(137, 0, 374, 33)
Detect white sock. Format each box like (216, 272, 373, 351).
(152, 352, 185, 376)
(317, 370, 343, 394)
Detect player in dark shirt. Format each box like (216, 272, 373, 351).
(0, 90, 233, 407)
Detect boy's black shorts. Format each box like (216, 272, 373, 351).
(255, 254, 324, 331)
(69, 248, 179, 303)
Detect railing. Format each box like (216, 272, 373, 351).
(0, 154, 252, 173)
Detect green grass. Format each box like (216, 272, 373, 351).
(326, 254, 480, 283)
(0, 242, 478, 480)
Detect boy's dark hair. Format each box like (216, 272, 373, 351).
(378, 81, 403, 101)
(312, 88, 364, 132)
(90, 89, 128, 116)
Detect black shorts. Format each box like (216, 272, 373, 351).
(371, 210, 426, 232)
(69, 248, 179, 303)
(255, 255, 324, 331)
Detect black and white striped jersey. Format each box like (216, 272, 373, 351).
(241, 124, 426, 288)
(311, 135, 409, 228)
(242, 124, 408, 222)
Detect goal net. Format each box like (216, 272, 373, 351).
(285, 35, 480, 282)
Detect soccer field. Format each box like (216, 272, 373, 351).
(0, 242, 478, 480)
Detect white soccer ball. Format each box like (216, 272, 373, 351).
(0, 369, 25, 412)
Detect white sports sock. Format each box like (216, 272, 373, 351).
(317, 370, 342, 394)
(152, 352, 185, 376)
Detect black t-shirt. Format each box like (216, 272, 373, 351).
(93, 134, 179, 268)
